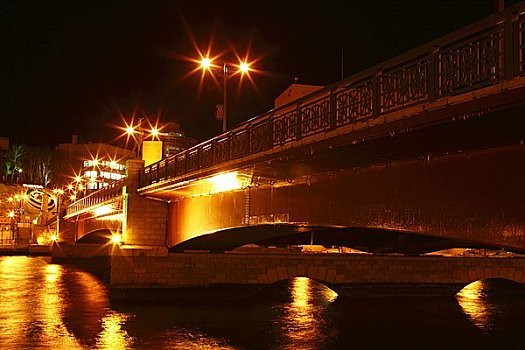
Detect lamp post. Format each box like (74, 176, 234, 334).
(53, 188, 64, 240)
(199, 57, 251, 133)
(124, 117, 147, 159)
(7, 209, 15, 244)
(123, 117, 167, 164)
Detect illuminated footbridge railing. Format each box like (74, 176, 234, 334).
(139, 4, 525, 189)
(64, 180, 126, 218)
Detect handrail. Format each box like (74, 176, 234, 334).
(65, 180, 125, 217)
(140, 4, 524, 189)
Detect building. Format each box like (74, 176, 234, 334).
(54, 136, 135, 191)
(158, 122, 199, 158)
(140, 121, 199, 167)
(0, 137, 8, 152)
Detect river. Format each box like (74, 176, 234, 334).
(0, 255, 523, 349)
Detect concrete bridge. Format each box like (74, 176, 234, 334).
(57, 3, 525, 297)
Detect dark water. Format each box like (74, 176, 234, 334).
(0, 256, 524, 349)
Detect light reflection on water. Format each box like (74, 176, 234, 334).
(456, 279, 518, 333)
(0, 256, 524, 349)
(277, 277, 338, 349)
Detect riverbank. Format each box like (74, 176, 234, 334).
(0, 244, 51, 256)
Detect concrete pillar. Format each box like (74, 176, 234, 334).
(124, 195, 167, 246)
(122, 158, 167, 246)
(125, 159, 145, 193)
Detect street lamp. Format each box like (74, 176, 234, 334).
(123, 117, 162, 157)
(122, 117, 168, 165)
(199, 57, 251, 133)
(52, 188, 64, 240)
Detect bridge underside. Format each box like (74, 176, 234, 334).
(168, 224, 499, 254)
(76, 229, 116, 244)
(136, 78, 525, 254)
(73, 216, 122, 244)
(159, 99, 525, 254)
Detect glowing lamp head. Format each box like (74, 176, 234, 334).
(239, 61, 250, 73)
(150, 127, 159, 138)
(200, 57, 212, 69)
(111, 233, 122, 244)
(50, 234, 58, 242)
(8, 211, 15, 219)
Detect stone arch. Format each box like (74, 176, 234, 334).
(261, 262, 340, 295)
(457, 277, 525, 298)
(462, 265, 525, 285)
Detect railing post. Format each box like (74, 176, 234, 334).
(329, 89, 337, 130)
(246, 125, 252, 156)
(295, 103, 302, 141)
(504, 13, 518, 79)
(372, 70, 382, 117)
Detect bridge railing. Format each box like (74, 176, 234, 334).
(65, 180, 125, 218)
(139, 4, 525, 189)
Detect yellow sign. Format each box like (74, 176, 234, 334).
(142, 141, 163, 166)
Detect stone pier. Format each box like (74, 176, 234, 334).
(107, 247, 525, 301)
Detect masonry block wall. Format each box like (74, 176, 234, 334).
(122, 158, 167, 246)
(125, 194, 167, 246)
(110, 251, 525, 292)
(59, 219, 77, 243)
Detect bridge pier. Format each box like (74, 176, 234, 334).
(107, 248, 525, 301)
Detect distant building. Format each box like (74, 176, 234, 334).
(55, 136, 134, 191)
(0, 137, 8, 152)
(0, 137, 9, 183)
(158, 122, 199, 158)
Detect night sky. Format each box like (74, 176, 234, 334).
(0, 0, 513, 148)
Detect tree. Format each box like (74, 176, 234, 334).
(23, 147, 54, 186)
(4, 144, 26, 183)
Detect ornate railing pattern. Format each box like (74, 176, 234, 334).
(335, 79, 374, 125)
(439, 24, 504, 95)
(57, 5, 524, 220)
(65, 180, 125, 218)
(138, 7, 525, 189)
(380, 55, 430, 113)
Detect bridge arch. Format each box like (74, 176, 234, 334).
(458, 278, 525, 295)
(168, 223, 499, 255)
(76, 229, 119, 244)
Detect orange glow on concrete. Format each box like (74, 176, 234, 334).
(96, 213, 123, 221)
(92, 205, 114, 217)
(207, 172, 244, 194)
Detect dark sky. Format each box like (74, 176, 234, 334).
(0, 0, 513, 148)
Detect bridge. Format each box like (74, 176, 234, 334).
(57, 4, 525, 297)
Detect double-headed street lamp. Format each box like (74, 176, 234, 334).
(199, 57, 251, 133)
(124, 117, 166, 158)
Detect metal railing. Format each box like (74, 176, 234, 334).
(65, 180, 125, 218)
(139, 5, 525, 189)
